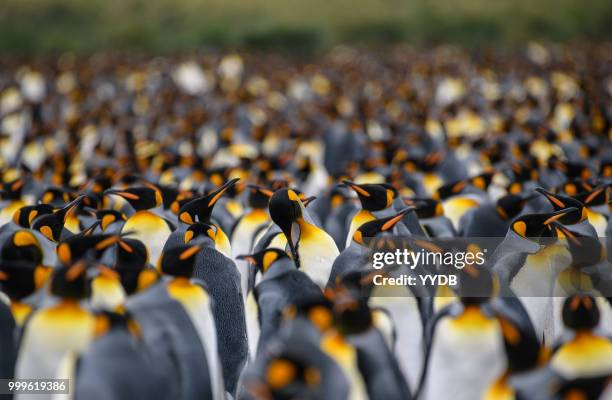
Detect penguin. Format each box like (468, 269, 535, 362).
(418, 267, 506, 400)
(241, 337, 350, 400)
(491, 209, 576, 342)
(177, 178, 239, 258)
(342, 180, 397, 248)
(460, 193, 533, 238)
(0, 178, 27, 226)
(14, 261, 96, 387)
(551, 223, 612, 337)
(231, 185, 273, 301)
(536, 187, 598, 238)
(74, 309, 170, 400)
(404, 197, 456, 238)
(237, 248, 321, 355)
(31, 194, 85, 242)
(158, 244, 225, 400)
(483, 310, 546, 400)
(550, 294, 612, 379)
(328, 209, 413, 286)
(268, 188, 339, 288)
(113, 237, 159, 296)
(0, 299, 17, 379)
(105, 186, 175, 266)
(573, 184, 610, 237)
(330, 274, 414, 400)
(0, 260, 51, 326)
(323, 185, 359, 251)
(188, 224, 248, 396)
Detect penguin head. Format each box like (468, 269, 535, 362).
(327, 275, 372, 335)
(247, 185, 274, 209)
(269, 188, 305, 260)
(343, 180, 396, 211)
(93, 309, 142, 340)
(562, 294, 600, 331)
(352, 208, 413, 245)
(574, 184, 610, 208)
(260, 356, 322, 399)
(404, 197, 444, 219)
(38, 186, 72, 207)
(510, 208, 577, 241)
(116, 237, 149, 268)
(496, 194, 529, 221)
(0, 261, 52, 300)
(553, 223, 604, 268)
(105, 185, 163, 211)
(56, 232, 124, 266)
(283, 295, 334, 334)
(457, 264, 496, 305)
(178, 178, 239, 224)
(554, 376, 610, 400)
(237, 248, 291, 275)
(12, 204, 54, 228)
(50, 260, 91, 300)
(468, 171, 495, 192)
(536, 188, 585, 224)
(1, 178, 25, 200)
(1, 230, 44, 265)
(95, 210, 127, 232)
(32, 195, 86, 242)
(433, 179, 468, 200)
(158, 244, 202, 277)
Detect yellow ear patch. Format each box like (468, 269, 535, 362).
(184, 230, 194, 243)
(101, 214, 116, 231)
(13, 231, 38, 247)
(513, 221, 527, 236)
(266, 359, 296, 389)
(308, 306, 333, 332)
(180, 212, 194, 225)
(57, 243, 72, 264)
(263, 251, 278, 271)
(353, 230, 364, 245)
(39, 225, 54, 241)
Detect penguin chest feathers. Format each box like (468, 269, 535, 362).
(297, 220, 339, 287)
(123, 210, 172, 265)
(551, 332, 612, 379)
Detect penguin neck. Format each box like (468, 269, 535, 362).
(484, 372, 512, 400)
(10, 301, 33, 326)
(261, 258, 294, 280)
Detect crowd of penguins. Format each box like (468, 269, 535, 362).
(0, 46, 612, 400)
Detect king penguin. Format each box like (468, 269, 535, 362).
(14, 260, 96, 392)
(105, 185, 175, 267)
(268, 188, 339, 288)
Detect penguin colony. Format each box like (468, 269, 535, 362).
(0, 46, 611, 400)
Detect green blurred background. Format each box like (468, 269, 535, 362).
(1, 0, 611, 53)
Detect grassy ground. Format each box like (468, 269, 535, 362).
(1, 0, 612, 53)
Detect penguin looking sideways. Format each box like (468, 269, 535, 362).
(268, 188, 339, 288)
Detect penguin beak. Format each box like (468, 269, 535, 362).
(543, 207, 577, 225)
(206, 178, 240, 208)
(381, 208, 413, 231)
(535, 188, 566, 208)
(282, 222, 301, 265)
(343, 180, 370, 197)
(59, 195, 86, 222)
(302, 196, 317, 207)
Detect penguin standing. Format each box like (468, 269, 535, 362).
(157, 244, 226, 400)
(187, 223, 248, 397)
(14, 261, 96, 391)
(268, 188, 339, 288)
(550, 294, 612, 379)
(238, 248, 321, 355)
(491, 209, 575, 343)
(418, 267, 506, 400)
(105, 186, 175, 266)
